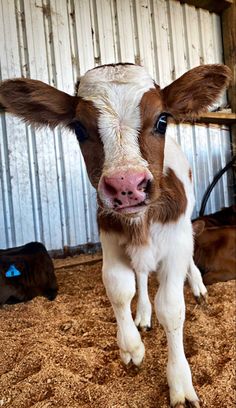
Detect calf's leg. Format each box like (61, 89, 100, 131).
(101, 231, 145, 366)
(155, 255, 200, 407)
(188, 258, 207, 302)
(135, 271, 152, 330)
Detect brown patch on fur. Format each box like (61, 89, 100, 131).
(75, 100, 104, 188)
(0, 78, 78, 127)
(138, 88, 166, 205)
(97, 210, 149, 246)
(148, 168, 187, 224)
(162, 64, 232, 118)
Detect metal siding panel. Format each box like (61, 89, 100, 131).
(183, 4, 201, 68)
(49, 0, 98, 247)
(73, 0, 95, 74)
(198, 8, 215, 63)
(168, 0, 188, 78)
(0, 0, 36, 247)
(96, 0, 116, 64)
(0, 0, 233, 250)
(116, 0, 135, 62)
(135, 0, 157, 78)
(24, 0, 63, 249)
(152, 0, 173, 86)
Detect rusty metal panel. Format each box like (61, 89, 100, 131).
(0, 0, 233, 250)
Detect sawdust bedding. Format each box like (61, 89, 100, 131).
(0, 253, 235, 408)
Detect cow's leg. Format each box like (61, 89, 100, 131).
(188, 258, 207, 302)
(135, 271, 152, 330)
(101, 231, 145, 366)
(155, 254, 199, 408)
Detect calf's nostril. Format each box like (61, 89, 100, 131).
(137, 178, 148, 191)
(114, 198, 122, 206)
(104, 180, 117, 196)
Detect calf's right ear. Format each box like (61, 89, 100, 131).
(0, 78, 79, 128)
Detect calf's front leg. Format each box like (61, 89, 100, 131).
(101, 231, 145, 366)
(135, 271, 152, 330)
(155, 256, 200, 408)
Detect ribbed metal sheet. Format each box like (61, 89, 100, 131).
(0, 0, 233, 250)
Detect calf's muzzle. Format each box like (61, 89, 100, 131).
(99, 170, 152, 213)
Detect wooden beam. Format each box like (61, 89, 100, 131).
(178, 0, 233, 14)
(198, 112, 236, 125)
(169, 113, 236, 126)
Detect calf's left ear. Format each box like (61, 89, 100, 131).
(162, 64, 232, 118)
(0, 78, 79, 128)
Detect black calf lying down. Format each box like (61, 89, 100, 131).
(0, 242, 58, 304)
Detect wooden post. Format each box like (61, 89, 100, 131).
(222, 0, 236, 153)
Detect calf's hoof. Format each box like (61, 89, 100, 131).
(120, 341, 145, 367)
(195, 292, 208, 305)
(135, 309, 152, 330)
(173, 400, 200, 408)
(137, 323, 152, 332)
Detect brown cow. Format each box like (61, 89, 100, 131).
(193, 208, 236, 284)
(0, 63, 231, 407)
(193, 205, 236, 227)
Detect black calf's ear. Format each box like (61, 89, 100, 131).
(0, 78, 79, 128)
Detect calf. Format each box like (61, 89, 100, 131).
(193, 218, 236, 285)
(0, 242, 58, 304)
(193, 205, 236, 227)
(0, 63, 231, 407)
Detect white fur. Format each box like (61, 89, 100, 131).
(77, 65, 155, 173)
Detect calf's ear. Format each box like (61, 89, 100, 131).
(192, 220, 205, 237)
(162, 64, 232, 118)
(0, 78, 79, 128)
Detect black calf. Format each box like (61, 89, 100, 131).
(0, 242, 58, 304)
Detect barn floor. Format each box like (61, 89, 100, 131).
(0, 254, 235, 408)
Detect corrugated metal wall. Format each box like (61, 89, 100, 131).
(0, 0, 234, 250)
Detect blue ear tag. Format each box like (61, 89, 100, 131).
(5, 264, 21, 278)
(156, 113, 171, 135)
(73, 121, 88, 143)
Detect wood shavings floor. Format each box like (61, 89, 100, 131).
(0, 254, 235, 408)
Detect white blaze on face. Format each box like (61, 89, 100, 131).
(77, 65, 155, 173)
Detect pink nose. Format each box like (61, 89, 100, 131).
(99, 171, 151, 210)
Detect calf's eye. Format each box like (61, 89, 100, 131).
(71, 121, 88, 143)
(154, 112, 172, 135)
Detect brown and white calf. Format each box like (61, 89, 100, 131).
(0, 63, 231, 407)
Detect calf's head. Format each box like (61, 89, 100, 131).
(0, 63, 231, 216)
